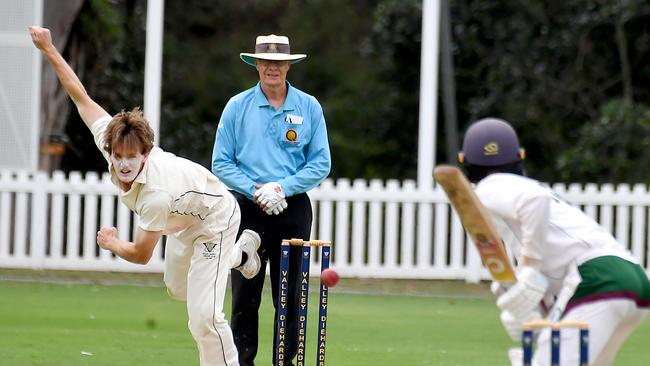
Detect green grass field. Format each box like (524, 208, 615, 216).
(0, 273, 648, 365)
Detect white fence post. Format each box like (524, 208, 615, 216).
(316, 180, 334, 243)
(400, 180, 417, 269)
(465, 234, 482, 283)
(83, 172, 100, 261)
(384, 180, 400, 270)
(0, 171, 11, 259)
(14, 171, 29, 261)
(631, 184, 647, 269)
(351, 179, 367, 269)
(433, 199, 449, 270)
(30, 171, 48, 269)
(367, 179, 383, 269)
(49, 171, 66, 263)
(416, 195, 432, 269)
(333, 178, 350, 273)
(99, 173, 116, 261)
(67, 172, 82, 261)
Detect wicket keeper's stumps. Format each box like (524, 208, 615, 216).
(275, 239, 332, 366)
(522, 320, 589, 366)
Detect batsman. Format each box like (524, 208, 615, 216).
(456, 118, 650, 365)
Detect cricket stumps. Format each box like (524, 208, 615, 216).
(522, 319, 589, 366)
(275, 239, 333, 366)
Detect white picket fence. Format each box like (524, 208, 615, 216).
(1, 169, 650, 282)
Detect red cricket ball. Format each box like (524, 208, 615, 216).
(320, 268, 340, 287)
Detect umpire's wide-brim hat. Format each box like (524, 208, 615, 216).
(240, 34, 307, 66)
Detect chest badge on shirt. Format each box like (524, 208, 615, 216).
(285, 129, 298, 142)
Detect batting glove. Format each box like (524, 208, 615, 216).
(496, 266, 548, 319)
(254, 182, 285, 208)
(490, 280, 507, 297)
(499, 309, 541, 342)
(264, 198, 288, 215)
(507, 347, 524, 366)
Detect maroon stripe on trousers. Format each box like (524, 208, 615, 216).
(564, 290, 650, 316)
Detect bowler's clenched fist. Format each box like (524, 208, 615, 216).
(97, 226, 119, 250)
(28, 26, 54, 51)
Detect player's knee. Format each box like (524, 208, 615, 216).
(166, 286, 186, 301)
(188, 310, 227, 338)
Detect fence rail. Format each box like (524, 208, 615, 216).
(1, 169, 649, 282)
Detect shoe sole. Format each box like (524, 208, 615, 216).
(239, 230, 261, 279)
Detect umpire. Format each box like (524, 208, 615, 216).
(211, 34, 331, 366)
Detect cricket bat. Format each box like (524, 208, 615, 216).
(433, 165, 517, 284)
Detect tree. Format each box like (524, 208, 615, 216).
(557, 100, 650, 183)
(449, 0, 650, 181)
(53, 0, 650, 184)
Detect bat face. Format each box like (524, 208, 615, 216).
(474, 234, 513, 280)
(433, 165, 516, 284)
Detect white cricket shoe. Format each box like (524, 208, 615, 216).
(235, 229, 261, 279)
(507, 347, 523, 366)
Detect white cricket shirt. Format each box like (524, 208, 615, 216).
(90, 116, 236, 245)
(475, 173, 635, 291)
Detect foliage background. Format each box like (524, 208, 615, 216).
(57, 0, 650, 183)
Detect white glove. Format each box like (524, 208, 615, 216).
(490, 281, 507, 297)
(254, 182, 285, 208)
(500, 310, 541, 342)
(496, 266, 548, 319)
(500, 311, 523, 341)
(264, 198, 288, 215)
(507, 347, 524, 366)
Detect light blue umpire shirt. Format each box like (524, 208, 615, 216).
(212, 81, 331, 199)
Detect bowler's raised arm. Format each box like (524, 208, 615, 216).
(29, 26, 109, 128)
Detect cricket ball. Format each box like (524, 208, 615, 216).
(321, 268, 339, 287)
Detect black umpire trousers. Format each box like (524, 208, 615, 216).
(230, 191, 312, 366)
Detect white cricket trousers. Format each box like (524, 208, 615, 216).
(534, 299, 648, 366)
(164, 218, 242, 366)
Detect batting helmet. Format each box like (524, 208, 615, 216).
(458, 118, 525, 166)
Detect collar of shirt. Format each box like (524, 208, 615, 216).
(254, 81, 297, 112)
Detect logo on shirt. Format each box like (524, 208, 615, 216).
(202, 242, 218, 260)
(286, 129, 298, 142)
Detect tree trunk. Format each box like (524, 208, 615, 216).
(39, 0, 85, 172)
